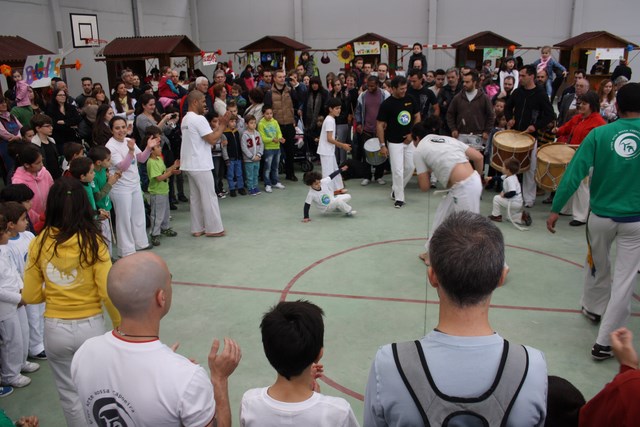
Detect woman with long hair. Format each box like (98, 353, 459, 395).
(46, 89, 82, 153)
(92, 104, 115, 146)
(597, 79, 617, 122)
(23, 177, 120, 427)
(110, 81, 136, 121)
(91, 87, 110, 106)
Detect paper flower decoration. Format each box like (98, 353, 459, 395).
(75, 59, 83, 70)
(216, 49, 222, 55)
(627, 44, 634, 52)
(508, 45, 516, 52)
(200, 50, 205, 57)
(382, 43, 388, 49)
(468, 44, 476, 52)
(338, 46, 355, 64)
(346, 44, 352, 50)
(0, 64, 11, 77)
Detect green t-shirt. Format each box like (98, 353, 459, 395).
(82, 181, 97, 211)
(147, 157, 169, 195)
(93, 167, 112, 211)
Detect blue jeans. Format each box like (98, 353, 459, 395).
(245, 161, 260, 190)
(226, 159, 244, 190)
(263, 149, 280, 186)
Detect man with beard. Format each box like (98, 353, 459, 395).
(437, 68, 462, 135)
(407, 69, 439, 120)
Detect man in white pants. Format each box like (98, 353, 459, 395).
(412, 120, 485, 265)
(181, 91, 229, 237)
(376, 76, 421, 208)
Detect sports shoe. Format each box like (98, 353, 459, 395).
(178, 195, 189, 202)
(274, 182, 286, 189)
(376, 178, 386, 185)
(150, 235, 161, 246)
(238, 188, 247, 196)
(21, 361, 40, 373)
(488, 215, 503, 222)
(569, 220, 586, 226)
(581, 306, 601, 323)
(0, 386, 13, 398)
(161, 228, 177, 237)
(390, 191, 395, 200)
(29, 351, 47, 360)
(230, 190, 237, 197)
(217, 192, 226, 199)
(169, 202, 178, 211)
(591, 343, 613, 361)
(7, 374, 31, 388)
(522, 211, 532, 226)
(265, 185, 273, 193)
(346, 210, 357, 216)
(361, 179, 370, 186)
(253, 188, 261, 195)
(394, 200, 405, 208)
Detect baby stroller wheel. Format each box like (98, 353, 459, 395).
(302, 160, 313, 172)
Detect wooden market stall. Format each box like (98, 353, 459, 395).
(337, 33, 403, 71)
(450, 31, 521, 71)
(238, 36, 311, 72)
(554, 31, 638, 89)
(0, 35, 53, 92)
(100, 35, 201, 89)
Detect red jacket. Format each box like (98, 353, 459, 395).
(556, 112, 606, 145)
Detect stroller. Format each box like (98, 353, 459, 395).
(279, 123, 314, 173)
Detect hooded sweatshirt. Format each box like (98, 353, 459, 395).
(11, 166, 54, 227)
(23, 230, 120, 326)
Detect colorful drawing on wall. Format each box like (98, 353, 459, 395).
(201, 52, 218, 66)
(595, 48, 624, 60)
(23, 54, 63, 85)
(483, 48, 503, 60)
(353, 41, 380, 56)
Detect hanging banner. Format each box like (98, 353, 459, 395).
(354, 41, 380, 56)
(202, 52, 218, 66)
(483, 48, 503, 60)
(23, 54, 63, 85)
(595, 48, 624, 60)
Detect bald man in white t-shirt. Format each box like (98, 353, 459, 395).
(411, 121, 485, 265)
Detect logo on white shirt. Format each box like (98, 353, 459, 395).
(613, 131, 639, 159)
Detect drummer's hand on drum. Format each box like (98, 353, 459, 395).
(526, 125, 536, 134)
(482, 131, 489, 141)
(546, 212, 560, 233)
(380, 144, 389, 157)
(507, 119, 515, 129)
(342, 143, 352, 153)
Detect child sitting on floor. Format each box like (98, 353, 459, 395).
(488, 158, 531, 226)
(302, 167, 356, 222)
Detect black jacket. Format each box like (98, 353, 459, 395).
(505, 84, 555, 132)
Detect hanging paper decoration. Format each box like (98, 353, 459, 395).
(321, 52, 330, 64)
(508, 45, 516, 52)
(468, 44, 476, 52)
(216, 49, 222, 55)
(0, 64, 12, 77)
(337, 46, 355, 64)
(346, 44, 352, 50)
(585, 51, 593, 55)
(627, 44, 635, 52)
(382, 43, 388, 49)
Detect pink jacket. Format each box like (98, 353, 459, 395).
(11, 166, 54, 226)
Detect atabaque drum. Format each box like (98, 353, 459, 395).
(535, 143, 576, 191)
(491, 130, 536, 172)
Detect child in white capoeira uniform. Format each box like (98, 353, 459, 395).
(302, 168, 356, 222)
(488, 158, 532, 226)
(411, 122, 485, 265)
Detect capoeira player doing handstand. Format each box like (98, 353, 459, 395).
(412, 121, 486, 265)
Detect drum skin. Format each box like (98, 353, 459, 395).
(535, 143, 576, 191)
(491, 130, 536, 172)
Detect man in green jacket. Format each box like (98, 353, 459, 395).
(547, 83, 640, 361)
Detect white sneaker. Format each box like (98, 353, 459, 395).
(346, 210, 357, 216)
(265, 185, 273, 193)
(21, 361, 40, 373)
(376, 178, 386, 185)
(8, 374, 31, 388)
(274, 182, 286, 189)
(361, 179, 370, 186)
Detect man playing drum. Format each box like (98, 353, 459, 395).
(412, 118, 485, 265)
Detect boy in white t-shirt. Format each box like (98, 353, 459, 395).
(488, 158, 532, 226)
(302, 168, 356, 222)
(240, 300, 360, 427)
(317, 98, 352, 193)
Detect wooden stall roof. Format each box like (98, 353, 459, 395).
(0, 35, 53, 63)
(240, 36, 310, 52)
(554, 31, 639, 49)
(337, 33, 403, 49)
(451, 31, 520, 48)
(102, 35, 200, 58)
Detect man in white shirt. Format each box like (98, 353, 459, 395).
(181, 90, 229, 237)
(71, 252, 241, 427)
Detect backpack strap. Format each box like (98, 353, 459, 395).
(392, 339, 529, 427)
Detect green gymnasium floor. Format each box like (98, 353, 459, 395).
(3, 172, 639, 425)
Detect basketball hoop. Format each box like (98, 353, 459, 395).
(83, 38, 108, 59)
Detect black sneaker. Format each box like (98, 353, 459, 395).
(150, 235, 161, 246)
(581, 306, 601, 323)
(230, 190, 237, 197)
(29, 351, 47, 360)
(238, 188, 247, 196)
(394, 200, 405, 208)
(591, 343, 613, 361)
(161, 228, 177, 237)
(170, 202, 178, 211)
(178, 195, 189, 202)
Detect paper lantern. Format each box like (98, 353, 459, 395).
(200, 50, 205, 57)
(346, 44, 352, 50)
(627, 44, 634, 52)
(0, 64, 12, 77)
(508, 45, 516, 52)
(468, 44, 476, 52)
(382, 43, 388, 49)
(75, 59, 83, 70)
(585, 51, 592, 55)
(216, 49, 222, 55)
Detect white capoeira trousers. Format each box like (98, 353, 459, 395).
(320, 154, 343, 191)
(110, 187, 149, 257)
(387, 142, 415, 203)
(321, 194, 353, 214)
(581, 214, 640, 347)
(522, 142, 538, 207)
(426, 171, 483, 251)
(185, 170, 224, 234)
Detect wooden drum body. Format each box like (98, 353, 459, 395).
(535, 143, 576, 191)
(491, 130, 536, 172)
